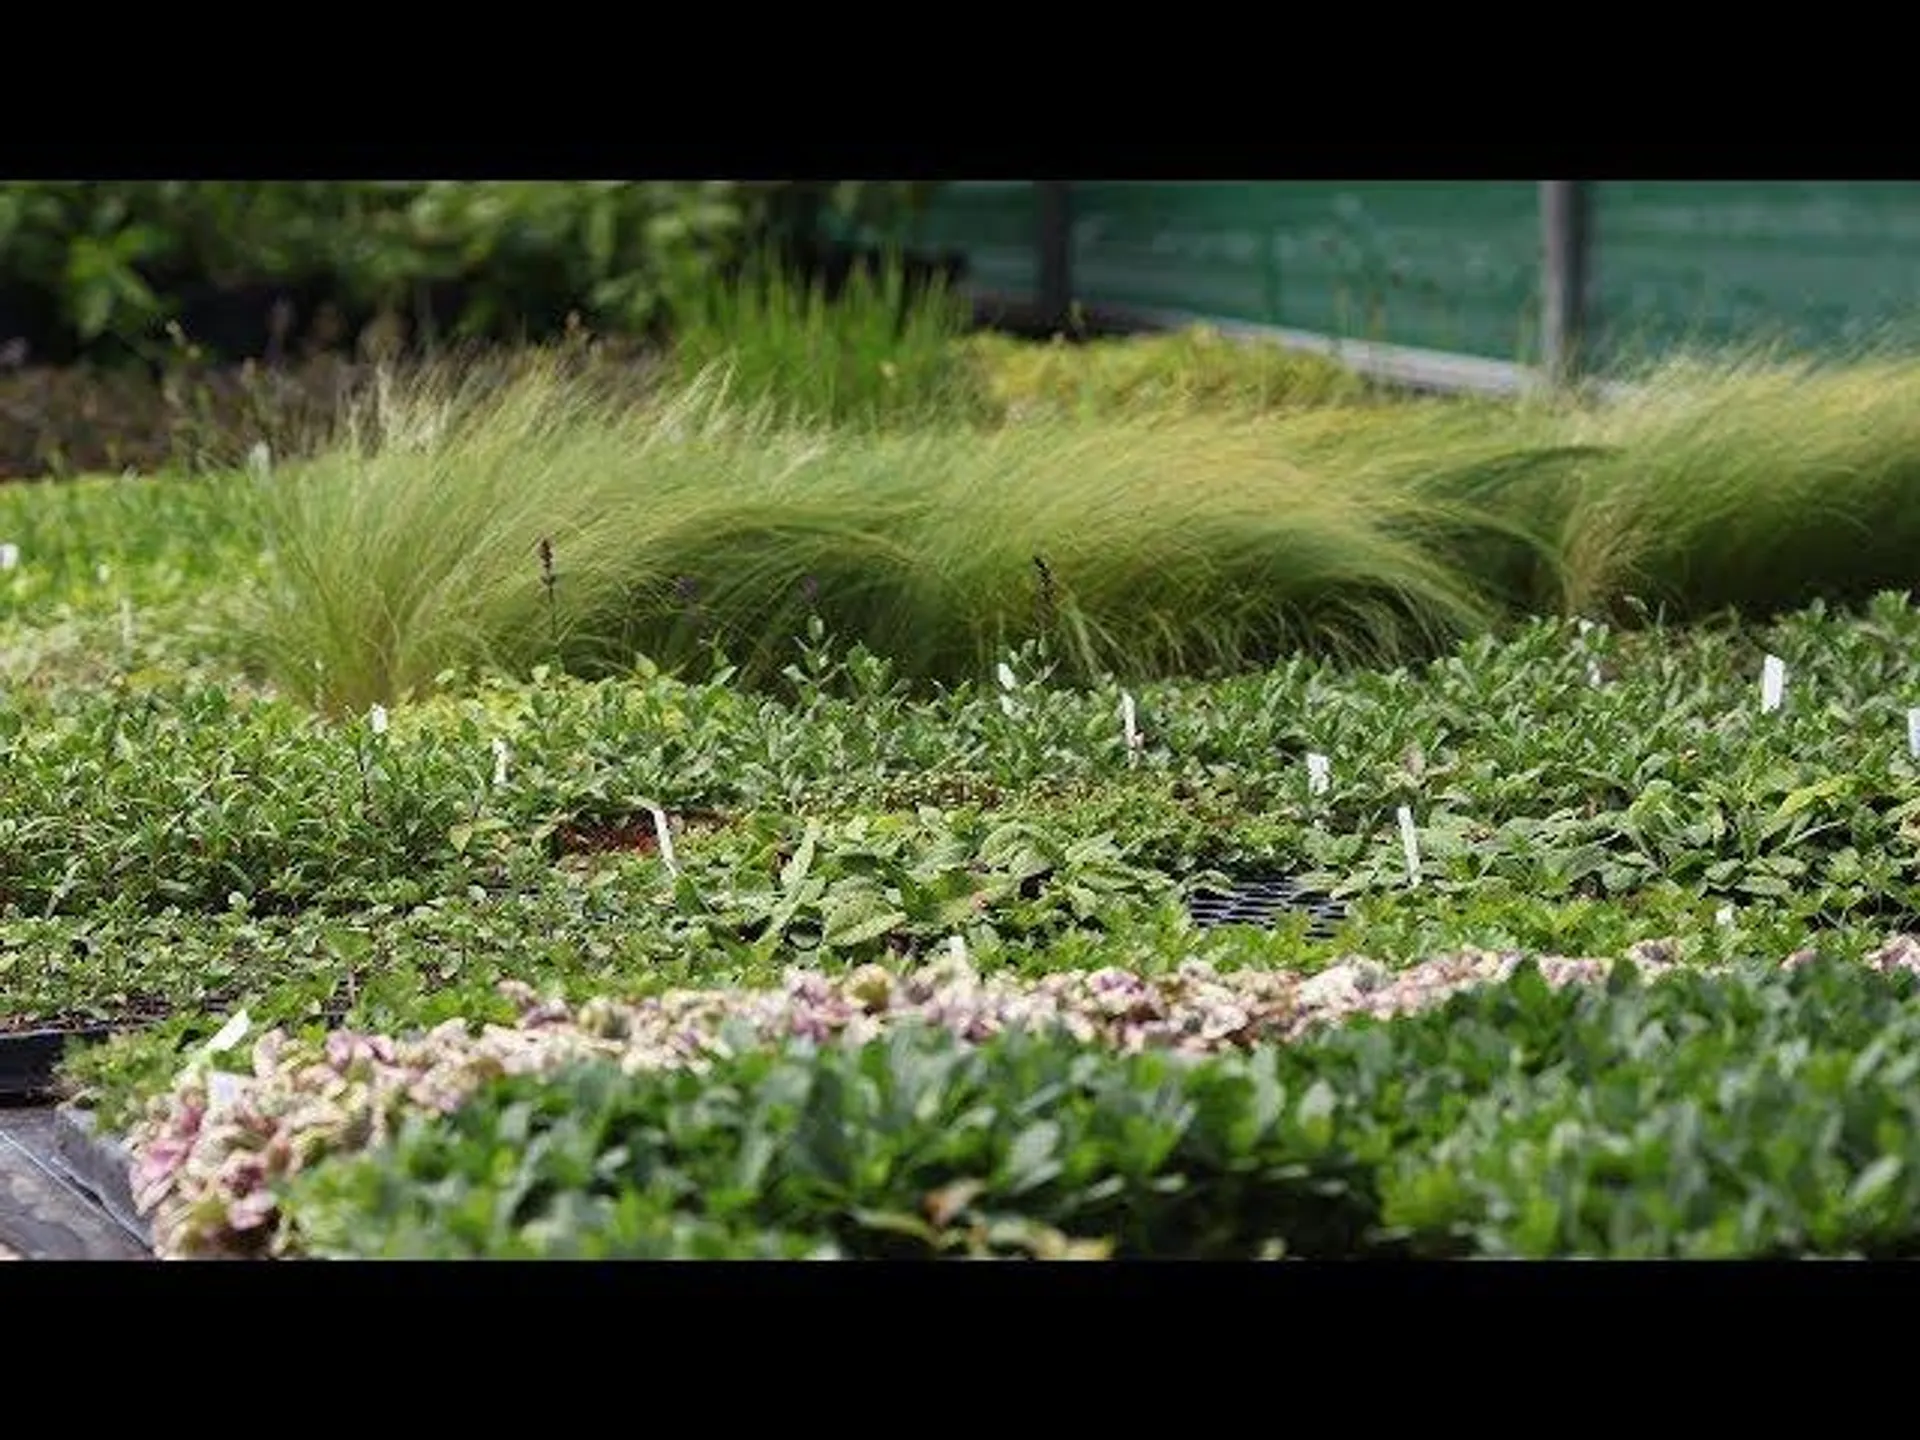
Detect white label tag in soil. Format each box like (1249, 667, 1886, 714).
(1121, 692, 1139, 758)
(492, 738, 510, 787)
(1760, 655, 1786, 714)
(648, 805, 678, 874)
(205, 1010, 251, 1055)
(1907, 708, 1920, 760)
(1306, 752, 1331, 796)
(1397, 805, 1422, 886)
(1577, 619, 1602, 686)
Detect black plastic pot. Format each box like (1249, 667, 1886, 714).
(0, 1025, 117, 1101)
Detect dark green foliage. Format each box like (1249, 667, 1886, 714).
(281, 960, 1920, 1259)
(0, 182, 939, 364)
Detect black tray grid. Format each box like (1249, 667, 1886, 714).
(1185, 873, 1348, 940)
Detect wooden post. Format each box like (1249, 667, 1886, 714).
(1037, 182, 1073, 334)
(1540, 181, 1590, 387)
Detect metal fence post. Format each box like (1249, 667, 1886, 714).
(1540, 181, 1591, 387)
(1037, 182, 1074, 333)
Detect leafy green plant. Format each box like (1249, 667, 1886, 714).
(0, 182, 939, 364)
(276, 1026, 1388, 1259)
(667, 249, 987, 431)
(275, 958, 1920, 1259)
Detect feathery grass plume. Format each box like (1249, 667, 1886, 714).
(1242, 395, 1578, 616)
(1258, 344, 1920, 627)
(237, 353, 772, 713)
(236, 359, 1504, 706)
(1542, 346, 1920, 620)
(755, 408, 1500, 684)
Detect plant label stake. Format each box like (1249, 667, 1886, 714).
(1397, 805, 1421, 886)
(204, 1009, 251, 1057)
(1575, 619, 1601, 683)
(997, 660, 1018, 718)
(369, 704, 389, 737)
(1716, 904, 1735, 928)
(1306, 752, 1331, 797)
(192, 1009, 255, 1113)
(1121, 692, 1140, 761)
(1907, 708, 1920, 761)
(647, 804, 678, 874)
(1760, 655, 1786, 714)
(247, 442, 273, 481)
(950, 934, 967, 966)
(492, 738, 510, 787)
(0, 542, 17, 571)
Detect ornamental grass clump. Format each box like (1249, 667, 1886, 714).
(238, 363, 1505, 706)
(1543, 350, 1920, 620)
(237, 358, 776, 713)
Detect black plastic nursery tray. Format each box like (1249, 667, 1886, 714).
(0, 1024, 118, 1101)
(1184, 873, 1348, 941)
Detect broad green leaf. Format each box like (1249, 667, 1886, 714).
(1004, 1119, 1064, 1194)
(821, 886, 908, 949)
(1845, 1155, 1904, 1213)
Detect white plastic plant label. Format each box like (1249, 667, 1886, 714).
(1121, 692, 1139, 758)
(1716, 904, 1735, 927)
(1760, 655, 1786, 714)
(369, 703, 389, 736)
(0, 542, 18, 571)
(204, 1009, 252, 1055)
(1397, 805, 1421, 886)
(647, 804, 678, 874)
(950, 934, 967, 966)
(248, 441, 273, 480)
(997, 661, 1017, 717)
(1907, 708, 1920, 760)
(492, 738, 510, 787)
(1306, 752, 1331, 796)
